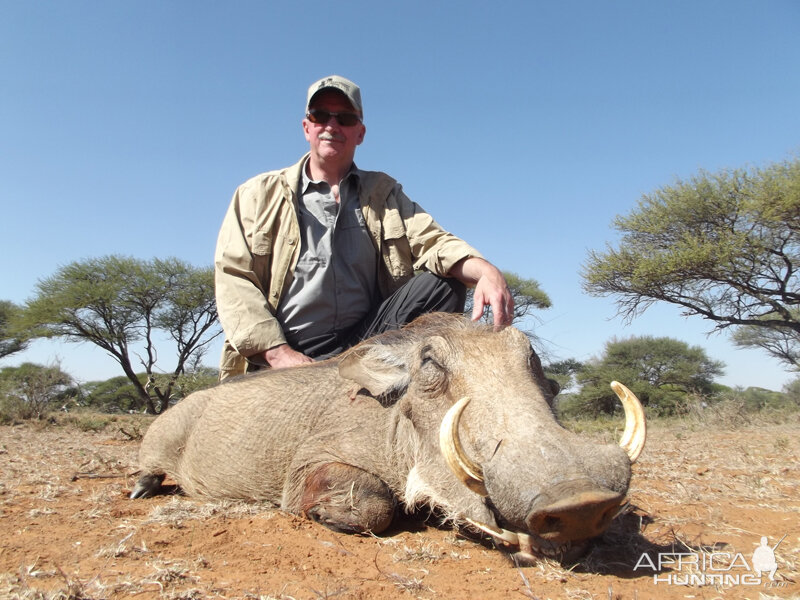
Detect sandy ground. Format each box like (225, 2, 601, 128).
(0, 413, 798, 600)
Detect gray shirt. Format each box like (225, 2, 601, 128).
(275, 161, 378, 348)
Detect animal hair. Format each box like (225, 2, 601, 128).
(400, 312, 489, 336)
(403, 464, 453, 515)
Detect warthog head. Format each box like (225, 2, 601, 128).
(339, 313, 645, 563)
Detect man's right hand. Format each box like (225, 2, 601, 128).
(263, 344, 314, 369)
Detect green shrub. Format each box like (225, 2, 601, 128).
(0, 394, 34, 423)
(64, 412, 113, 432)
(0, 362, 76, 422)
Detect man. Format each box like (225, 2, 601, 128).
(215, 75, 513, 379)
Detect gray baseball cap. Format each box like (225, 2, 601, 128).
(306, 75, 363, 116)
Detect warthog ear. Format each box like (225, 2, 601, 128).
(338, 339, 412, 397)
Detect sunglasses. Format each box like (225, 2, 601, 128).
(306, 108, 362, 127)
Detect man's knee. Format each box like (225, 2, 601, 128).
(352, 272, 467, 343)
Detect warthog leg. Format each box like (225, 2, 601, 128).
(130, 472, 166, 499)
(299, 462, 396, 534)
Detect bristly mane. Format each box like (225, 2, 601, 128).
(401, 312, 493, 337)
(341, 312, 494, 355)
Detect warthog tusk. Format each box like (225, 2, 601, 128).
(611, 381, 647, 462)
(465, 518, 567, 560)
(439, 397, 489, 497)
(465, 517, 520, 545)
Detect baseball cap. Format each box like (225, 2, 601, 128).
(306, 75, 363, 117)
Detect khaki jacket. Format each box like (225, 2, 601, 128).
(215, 154, 482, 379)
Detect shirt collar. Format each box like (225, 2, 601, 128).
(301, 158, 361, 194)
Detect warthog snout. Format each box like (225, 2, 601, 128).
(524, 479, 625, 543)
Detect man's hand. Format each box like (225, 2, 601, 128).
(472, 266, 514, 329)
(263, 344, 314, 369)
(450, 257, 515, 330)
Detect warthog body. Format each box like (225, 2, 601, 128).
(132, 313, 645, 562)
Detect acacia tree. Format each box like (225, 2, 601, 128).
(731, 309, 800, 372)
(0, 300, 28, 359)
(583, 158, 800, 370)
(544, 358, 584, 395)
(21, 256, 221, 414)
(573, 336, 724, 416)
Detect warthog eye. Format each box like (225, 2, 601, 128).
(420, 344, 442, 370)
(421, 355, 441, 369)
(418, 344, 447, 394)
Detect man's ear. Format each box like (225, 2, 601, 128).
(338, 336, 410, 397)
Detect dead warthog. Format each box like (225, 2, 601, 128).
(131, 313, 645, 563)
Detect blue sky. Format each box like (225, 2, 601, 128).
(1, 1, 798, 390)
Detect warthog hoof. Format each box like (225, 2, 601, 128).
(130, 473, 166, 499)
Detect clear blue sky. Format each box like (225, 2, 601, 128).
(2, 1, 799, 390)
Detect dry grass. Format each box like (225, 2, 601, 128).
(144, 495, 276, 528)
(391, 539, 444, 564)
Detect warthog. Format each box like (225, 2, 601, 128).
(131, 313, 645, 563)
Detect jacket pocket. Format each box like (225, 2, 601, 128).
(382, 206, 407, 241)
(377, 205, 412, 281)
(382, 238, 414, 282)
(251, 230, 275, 296)
(252, 230, 273, 256)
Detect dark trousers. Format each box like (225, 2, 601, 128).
(294, 272, 466, 360)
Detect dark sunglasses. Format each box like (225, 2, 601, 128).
(307, 108, 362, 127)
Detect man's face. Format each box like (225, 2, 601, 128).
(302, 90, 366, 169)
